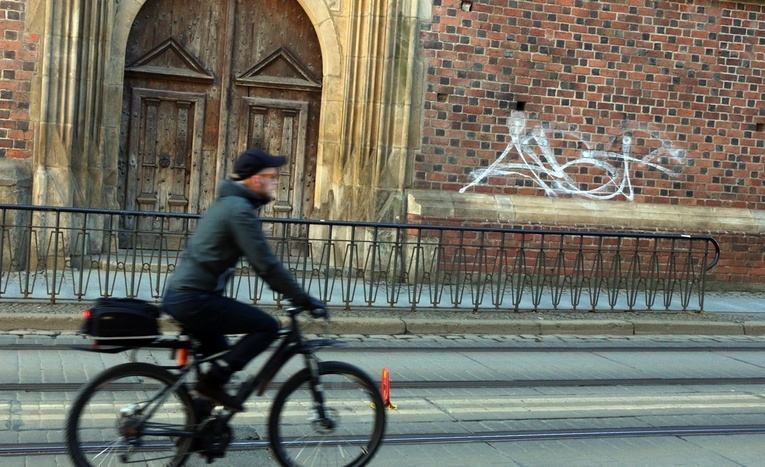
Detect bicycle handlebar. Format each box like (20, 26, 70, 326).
(287, 305, 330, 320)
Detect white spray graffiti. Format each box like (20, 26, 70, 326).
(460, 111, 686, 200)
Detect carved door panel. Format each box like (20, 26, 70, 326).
(233, 98, 310, 241)
(125, 88, 205, 245)
(237, 98, 309, 219)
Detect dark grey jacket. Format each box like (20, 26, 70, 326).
(165, 179, 309, 303)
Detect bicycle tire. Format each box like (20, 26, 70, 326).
(65, 362, 197, 467)
(268, 361, 386, 467)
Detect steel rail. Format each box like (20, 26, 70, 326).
(381, 424, 765, 445)
(4, 376, 765, 393)
(5, 342, 765, 353)
(3, 425, 765, 457)
(323, 345, 765, 353)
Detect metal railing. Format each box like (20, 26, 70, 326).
(0, 204, 720, 311)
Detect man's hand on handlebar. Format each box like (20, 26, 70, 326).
(309, 305, 329, 319)
(295, 295, 329, 319)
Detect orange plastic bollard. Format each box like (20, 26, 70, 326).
(381, 368, 397, 409)
(176, 347, 188, 366)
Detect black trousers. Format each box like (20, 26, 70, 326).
(163, 289, 279, 372)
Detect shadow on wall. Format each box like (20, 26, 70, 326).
(460, 111, 686, 201)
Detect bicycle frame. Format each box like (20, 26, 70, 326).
(228, 310, 346, 425)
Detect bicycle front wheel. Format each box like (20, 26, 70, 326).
(65, 362, 197, 467)
(269, 361, 386, 467)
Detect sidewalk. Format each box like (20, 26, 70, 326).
(1, 291, 764, 336)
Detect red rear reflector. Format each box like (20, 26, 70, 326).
(82, 310, 91, 319)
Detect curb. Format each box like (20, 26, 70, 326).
(1, 313, 764, 336)
(632, 320, 745, 335)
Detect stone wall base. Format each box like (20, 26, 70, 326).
(0, 159, 33, 269)
(0, 159, 32, 205)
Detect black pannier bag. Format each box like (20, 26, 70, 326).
(81, 298, 161, 345)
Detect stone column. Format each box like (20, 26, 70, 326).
(30, 0, 114, 210)
(318, 0, 426, 224)
(26, 0, 116, 261)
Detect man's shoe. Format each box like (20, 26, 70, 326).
(194, 378, 244, 412)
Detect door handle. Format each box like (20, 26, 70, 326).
(158, 153, 171, 168)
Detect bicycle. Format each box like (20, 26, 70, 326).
(65, 305, 386, 466)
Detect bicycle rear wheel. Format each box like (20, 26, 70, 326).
(268, 361, 386, 467)
(65, 362, 196, 467)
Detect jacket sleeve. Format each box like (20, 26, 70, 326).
(229, 206, 310, 303)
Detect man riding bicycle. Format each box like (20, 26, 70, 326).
(163, 148, 325, 411)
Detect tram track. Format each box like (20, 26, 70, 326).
(3, 424, 765, 457)
(4, 376, 765, 393)
(4, 342, 765, 352)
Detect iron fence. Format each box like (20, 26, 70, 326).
(0, 204, 719, 311)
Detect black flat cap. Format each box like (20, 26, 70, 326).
(231, 148, 287, 181)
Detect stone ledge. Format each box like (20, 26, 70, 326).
(743, 321, 765, 336)
(633, 320, 745, 335)
(1, 313, 763, 336)
(538, 320, 633, 335)
(407, 189, 764, 234)
(301, 317, 407, 335)
(405, 318, 540, 335)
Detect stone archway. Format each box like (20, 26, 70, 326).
(28, 0, 341, 209)
(29, 0, 424, 225)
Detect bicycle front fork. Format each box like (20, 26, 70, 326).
(306, 355, 336, 430)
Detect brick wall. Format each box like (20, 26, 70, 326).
(418, 0, 765, 210)
(0, 0, 37, 160)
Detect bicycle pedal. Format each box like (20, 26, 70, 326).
(194, 381, 244, 411)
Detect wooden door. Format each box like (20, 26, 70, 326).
(121, 0, 322, 245)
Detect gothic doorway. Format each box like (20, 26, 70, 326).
(119, 0, 323, 243)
